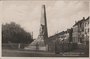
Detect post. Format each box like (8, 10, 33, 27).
(18, 43, 21, 49)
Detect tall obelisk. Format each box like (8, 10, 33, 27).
(38, 5, 48, 45)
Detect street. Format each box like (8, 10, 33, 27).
(2, 49, 86, 57)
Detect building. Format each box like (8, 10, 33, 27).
(72, 17, 89, 45)
(72, 17, 85, 44)
(78, 17, 85, 44)
(72, 24, 78, 43)
(84, 17, 89, 45)
(48, 29, 73, 52)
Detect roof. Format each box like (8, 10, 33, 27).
(85, 17, 89, 21)
(48, 30, 67, 41)
(73, 17, 86, 27)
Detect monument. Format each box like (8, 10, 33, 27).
(25, 5, 48, 51)
(38, 5, 48, 45)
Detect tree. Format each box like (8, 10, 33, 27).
(2, 22, 33, 48)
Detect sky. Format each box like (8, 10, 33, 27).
(0, 0, 89, 39)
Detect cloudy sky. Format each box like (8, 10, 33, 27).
(1, 0, 89, 39)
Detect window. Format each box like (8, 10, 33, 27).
(85, 22, 87, 27)
(88, 21, 89, 24)
(88, 28, 89, 32)
(80, 38, 83, 43)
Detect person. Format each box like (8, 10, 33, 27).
(55, 39, 59, 54)
(55, 37, 61, 54)
(36, 42, 39, 51)
(61, 39, 64, 54)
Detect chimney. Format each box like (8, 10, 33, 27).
(75, 21, 77, 24)
(83, 17, 85, 20)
